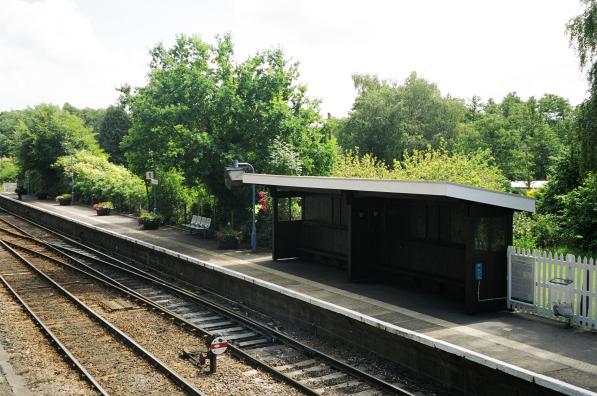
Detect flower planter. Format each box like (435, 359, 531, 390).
(138, 211, 162, 230)
(141, 221, 160, 230)
(218, 238, 239, 249)
(96, 208, 111, 216)
(58, 200, 71, 206)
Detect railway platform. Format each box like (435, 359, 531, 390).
(2, 193, 596, 395)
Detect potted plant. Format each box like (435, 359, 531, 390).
(216, 224, 242, 249)
(138, 211, 163, 230)
(93, 201, 114, 216)
(56, 193, 72, 206)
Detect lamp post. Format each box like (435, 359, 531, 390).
(232, 160, 256, 252)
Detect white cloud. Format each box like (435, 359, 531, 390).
(0, 0, 139, 110)
(0, 0, 589, 116)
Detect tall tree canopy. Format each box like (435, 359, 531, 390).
(336, 72, 467, 164)
(62, 103, 106, 134)
(0, 110, 26, 157)
(568, 0, 597, 175)
(121, 34, 337, 214)
(456, 93, 572, 181)
(15, 104, 101, 195)
(98, 106, 131, 164)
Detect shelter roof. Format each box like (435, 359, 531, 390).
(243, 174, 535, 212)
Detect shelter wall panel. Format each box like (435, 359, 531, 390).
(300, 222, 347, 256)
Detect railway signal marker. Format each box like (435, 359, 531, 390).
(209, 337, 228, 355)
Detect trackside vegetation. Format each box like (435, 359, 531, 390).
(0, 2, 595, 255)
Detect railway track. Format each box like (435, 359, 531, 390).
(0, 240, 199, 396)
(0, 209, 418, 396)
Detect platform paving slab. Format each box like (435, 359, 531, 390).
(3, 193, 597, 393)
(0, 342, 30, 396)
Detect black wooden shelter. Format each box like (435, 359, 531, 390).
(243, 174, 535, 312)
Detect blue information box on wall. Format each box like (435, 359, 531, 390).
(475, 263, 483, 281)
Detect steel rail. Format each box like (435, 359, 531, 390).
(0, 240, 205, 396)
(1, 234, 320, 396)
(57, 242, 414, 396)
(0, 208, 415, 396)
(0, 274, 109, 396)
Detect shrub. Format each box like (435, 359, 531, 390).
(513, 212, 563, 252)
(0, 157, 18, 183)
(393, 146, 508, 192)
(333, 145, 508, 192)
(513, 212, 537, 250)
(55, 151, 146, 213)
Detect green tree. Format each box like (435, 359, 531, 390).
(568, 0, 597, 175)
(0, 110, 24, 157)
(267, 136, 303, 176)
(337, 72, 467, 164)
(15, 104, 101, 195)
(456, 93, 570, 181)
(575, 96, 597, 175)
(98, 106, 131, 164)
(121, 34, 336, 223)
(560, 173, 597, 254)
(62, 103, 106, 134)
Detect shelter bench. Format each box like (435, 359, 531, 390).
(184, 215, 212, 237)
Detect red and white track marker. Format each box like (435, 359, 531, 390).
(209, 337, 228, 355)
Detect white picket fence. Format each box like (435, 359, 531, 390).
(507, 246, 596, 330)
(1, 182, 16, 193)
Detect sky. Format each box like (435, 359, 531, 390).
(0, 0, 589, 117)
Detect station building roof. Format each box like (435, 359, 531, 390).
(243, 174, 535, 212)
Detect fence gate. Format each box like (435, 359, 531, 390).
(507, 246, 596, 330)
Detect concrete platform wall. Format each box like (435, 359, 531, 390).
(0, 195, 585, 396)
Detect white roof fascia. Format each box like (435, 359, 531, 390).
(242, 174, 535, 212)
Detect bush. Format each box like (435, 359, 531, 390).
(513, 212, 537, 250)
(0, 157, 18, 183)
(333, 145, 508, 192)
(513, 212, 563, 252)
(55, 151, 146, 213)
(393, 146, 508, 191)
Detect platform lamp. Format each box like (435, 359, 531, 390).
(224, 160, 256, 252)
